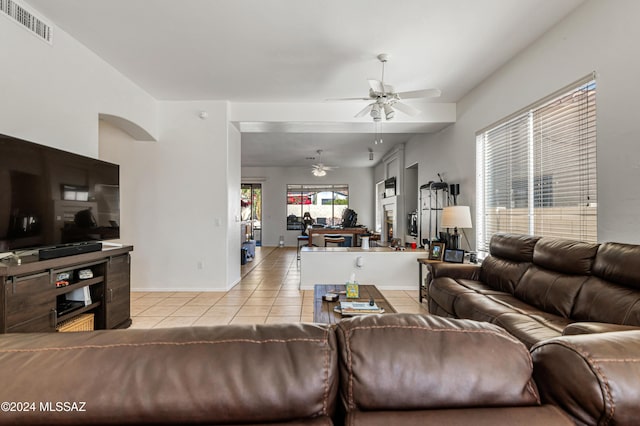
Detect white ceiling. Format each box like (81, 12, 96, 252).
(25, 0, 584, 168)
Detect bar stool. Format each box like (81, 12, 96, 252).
(324, 235, 345, 247)
(297, 235, 309, 259)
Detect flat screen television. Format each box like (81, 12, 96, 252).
(0, 133, 120, 252)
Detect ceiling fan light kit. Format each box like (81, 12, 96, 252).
(310, 149, 336, 177)
(330, 53, 441, 123)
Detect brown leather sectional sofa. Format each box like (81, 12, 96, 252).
(0, 313, 639, 425)
(427, 233, 640, 347)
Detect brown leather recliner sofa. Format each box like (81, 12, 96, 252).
(427, 233, 640, 347)
(0, 314, 639, 425)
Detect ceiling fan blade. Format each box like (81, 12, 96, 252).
(368, 79, 385, 94)
(393, 101, 421, 116)
(396, 88, 442, 99)
(354, 103, 374, 118)
(325, 97, 372, 101)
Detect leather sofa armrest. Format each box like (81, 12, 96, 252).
(563, 322, 639, 336)
(531, 331, 640, 426)
(428, 262, 481, 280)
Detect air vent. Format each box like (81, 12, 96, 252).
(1, 0, 52, 44)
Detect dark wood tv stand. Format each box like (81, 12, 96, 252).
(0, 245, 133, 333)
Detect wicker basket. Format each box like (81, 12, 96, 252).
(56, 313, 94, 332)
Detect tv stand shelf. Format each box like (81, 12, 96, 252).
(0, 245, 133, 333)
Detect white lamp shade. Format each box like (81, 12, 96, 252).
(442, 206, 472, 229)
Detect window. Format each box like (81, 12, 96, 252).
(476, 76, 596, 251)
(286, 184, 349, 230)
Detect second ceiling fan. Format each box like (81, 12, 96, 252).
(331, 53, 441, 121)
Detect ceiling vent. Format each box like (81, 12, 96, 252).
(1, 0, 52, 44)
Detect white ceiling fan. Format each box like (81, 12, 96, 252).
(329, 53, 441, 121)
(311, 150, 336, 177)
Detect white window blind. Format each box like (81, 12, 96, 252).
(476, 76, 596, 251)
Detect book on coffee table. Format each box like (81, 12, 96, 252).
(338, 301, 384, 315)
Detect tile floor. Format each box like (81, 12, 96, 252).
(130, 247, 429, 329)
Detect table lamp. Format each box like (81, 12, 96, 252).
(441, 206, 472, 250)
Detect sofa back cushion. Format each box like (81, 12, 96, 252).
(515, 266, 590, 318)
(480, 257, 531, 294)
(480, 234, 540, 294)
(489, 233, 540, 262)
(592, 242, 640, 289)
(335, 314, 541, 412)
(572, 276, 640, 326)
(0, 323, 339, 425)
(513, 238, 598, 317)
(572, 242, 640, 325)
(532, 238, 599, 275)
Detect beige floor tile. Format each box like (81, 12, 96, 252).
(300, 315, 315, 323)
(168, 292, 201, 298)
(170, 305, 211, 317)
(131, 305, 152, 316)
(269, 305, 302, 316)
(226, 289, 255, 297)
(132, 297, 167, 307)
(154, 316, 198, 328)
(203, 306, 241, 317)
(130, 292, 148, 300)
(278, 290, 303, 297)
(256, 283, 282, 290)
(129, 316, 164, 329)
(265, 316, 301, 324)
(252, 290, 279, 298)
(273, 297, 303, 306)
(193, 316, 233, 326)
(136, 305, 180, 317)
(243, 297, 276, 306)
(214, 297, 249, 306)
(237, 305, 272, 316)
(155, 297, 193, 307)
(395, 304, 429, 314)
(230, 316, 266, 325)
(184, 297, 221, 307)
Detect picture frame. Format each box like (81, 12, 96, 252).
(429, 242, 446, 261)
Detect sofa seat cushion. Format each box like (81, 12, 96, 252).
(453, 292, 547, 323)
(336, 314, 541, 412)
(0, 323, 338, 425)
(346, 406, 573, 426)
(429, 277, 503, 315)
(493, 313, 566, 348)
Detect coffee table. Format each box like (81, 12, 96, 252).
(313, 284, 396, 324)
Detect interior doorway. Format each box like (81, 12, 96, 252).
(241, 183, 262, 246)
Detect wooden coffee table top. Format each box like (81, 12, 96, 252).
(313, 284, 396, 324)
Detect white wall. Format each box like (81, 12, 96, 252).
(405, 0, 640, 246)
(0, 13, 157, 155)
(1, 14, 241, 291)
(100, 101, 238, 291)
(241, 166, 375, 247)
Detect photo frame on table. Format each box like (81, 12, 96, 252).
(429, 242, 445, 261)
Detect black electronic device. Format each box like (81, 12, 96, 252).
(0, 134, 120, 252)
(443, 248, 465, 263)
(39, 242, 103, 260)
